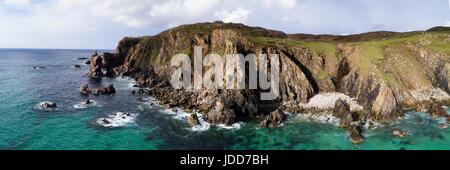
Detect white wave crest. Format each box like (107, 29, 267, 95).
(96, 112, 138, 127)
(74, 100, 99, 109)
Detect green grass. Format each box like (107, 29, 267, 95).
(133, 37, 162, 67)
(345, 33, 421, 73)
(342, 31, 450, 87)
(422, 32, 450, 54)
(247, 36, 339, 60)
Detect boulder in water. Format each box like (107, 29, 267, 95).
(79, 84, 90, 95)
(259, 109, 286, 128)
(41, 102, 57, 109)
(84, 100, 92, 105)
(74, 64, 81, 68)
(33, 66, 46, 69)
(88, 55, 103, 78)
(136, 98, 143, 102)
(207, 98, 237, 126)
(438, 123, 448, 129)
(101, 118, 110, 125)
(427, 103, 446, 118)
(77, 57, 89, 60)
(99, 84, 116, 95)
(392, 127, 408, 138)
(188, 114, 201, 126)
(347, 121, 364, 144)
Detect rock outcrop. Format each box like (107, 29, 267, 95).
(79, 84, 90, 95)
(333, 99, 350, 118)
(188, 114, 201, 126)
(99, 84, 116, 95)
(392, 127, 408, 138)
(207, 98, 238, 126)
(347, 122, 364, 144)
(88, 54, 103, 78)
(88, 22, 449, 129)
(41, 102, 57, 109)
(259, 109, 286, 128)
(427, 103, 447, 118)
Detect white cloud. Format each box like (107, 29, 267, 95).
(3, 0, 31, 7)
(261, 0, 298, 9)
(215, 7, 250, 23)
(446, 21, 450, 26)
(0, 0, 448, 49)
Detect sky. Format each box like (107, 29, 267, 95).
(0, 0, 449, 49)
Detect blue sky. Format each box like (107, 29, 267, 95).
(0, 0, 449, 49)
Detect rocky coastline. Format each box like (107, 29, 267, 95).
(83, 22, 450, 143)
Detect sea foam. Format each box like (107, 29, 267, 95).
(73, 100, 99, 109)
(96, 112, 138, 127)
(144, 96, 244, 132)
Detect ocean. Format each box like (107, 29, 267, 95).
(0, 48, 448, 150)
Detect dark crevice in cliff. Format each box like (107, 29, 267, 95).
(433, 64, 449, 94)
(282, 50, 320, 94)
(335, 55, 350, 91)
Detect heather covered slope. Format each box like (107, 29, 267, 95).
(89, 21, 450, 127)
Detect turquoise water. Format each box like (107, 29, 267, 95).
(0, 49, 448, 150)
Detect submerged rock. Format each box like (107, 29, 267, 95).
(347, 122, 364, 144)
(259, 109, 286, 128)
(392, 127, 408, 138)
(101, 118, 110, 124)
(33, 66, 46, 69)
(136, 98, 143, 102)
(74, 64, 81, 68)
(188, 114, 201, 126)
(427, 103, 447, 118)
(131, 90, 136, 95)
(79, 84, 90, 95)
(84, 100, 92, 105)
(438, 123, 448, 129)
(41, 102, 57, 109)
(77, 57, 89, 60)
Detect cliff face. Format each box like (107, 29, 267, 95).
(89, 21, 450, 125)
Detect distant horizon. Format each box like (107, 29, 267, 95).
(0, 0, 449, 49)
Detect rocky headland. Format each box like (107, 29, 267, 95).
(85, 21, 449, 143)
